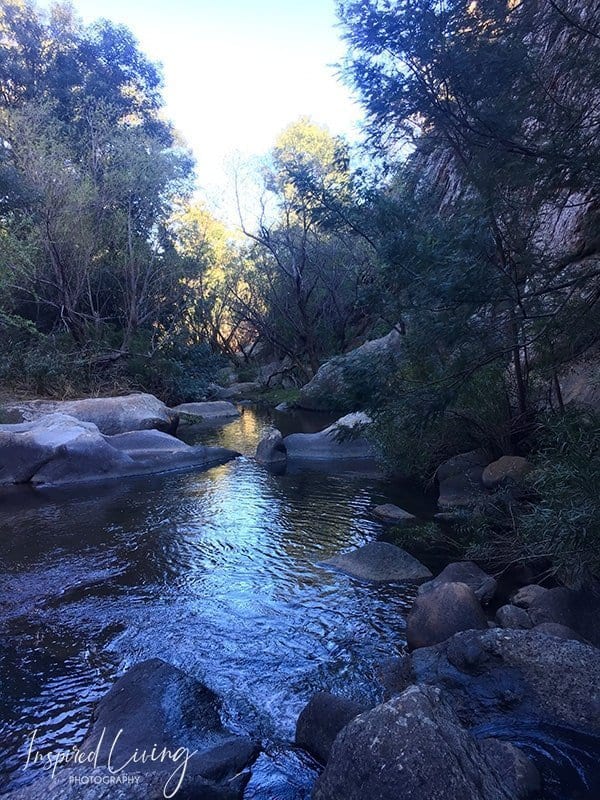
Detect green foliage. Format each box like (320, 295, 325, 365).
(124, 336, 224, 406)
(518, 413, 600, 588)
(463, 413, 600, 587)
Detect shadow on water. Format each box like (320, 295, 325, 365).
(473, 718, 600, 800)
(0, 407, 598, 798)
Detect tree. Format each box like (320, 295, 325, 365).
(338, 0, 600, 451)
(235, 117, 375, 375)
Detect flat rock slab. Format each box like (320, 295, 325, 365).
(322, 541, 432, 583)
(372, 503, 416, 523)
(1, 393, 177, 435)
(0, 414, 238, 486)
(172, 401, 240, 423)
(284, 413, 375, 461)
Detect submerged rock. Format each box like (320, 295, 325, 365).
(372, 503, 416, 523)
(6, 659, 258, 800)
(322, 541, 432, 584)
(407, 581, 488, 650)
(172, 401, 240, 424)
(1, 393, 178, 435)
(419, 561, 497, 605)
(313, 685, 536, 800)
(295, 692, 370, 764)
(283, 413, 374, 461)
(0, 414, 237, 486)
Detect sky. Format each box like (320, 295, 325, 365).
(50, 0, 364, 219)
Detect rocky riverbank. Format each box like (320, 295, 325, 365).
(1, 393, 599, 799)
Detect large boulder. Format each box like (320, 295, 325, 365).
(297, 327, 403, 412)
(172, 401, 240, 424)
(407, 581, 489, 650)
(511, 585, 600, 646)
(419, 561, 497, 605)
(436, 450, 489, 508)
(255, 427, 287, 466)
(295, 692, 370, 764)
(482, 456, 533, 490)
(256, 357, 295, 388)
(313, 685, 537, 800)
(283, 413, 375, 461)
(1, 393, 177, 435)
(407, 628, 600, 731)
(322, 541, 432, 584)
(7, 659, 258, 800)
(0, 414, 237, 486)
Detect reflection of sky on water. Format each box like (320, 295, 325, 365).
(0, 408, 422, 793)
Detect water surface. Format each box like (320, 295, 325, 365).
(0, 408, 425, 795)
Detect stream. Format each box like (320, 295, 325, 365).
(0, 407, 598, 798)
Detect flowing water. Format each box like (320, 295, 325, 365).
(0, 407, 598, 798)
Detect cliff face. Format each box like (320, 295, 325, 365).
(411, 0, 600, 408)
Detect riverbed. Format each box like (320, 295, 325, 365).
(1, 406, 598, 799)
(0, 407, 434, 796)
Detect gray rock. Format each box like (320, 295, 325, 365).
(480, 739, 541, 798)
(284, 413, 374, 461)
(436, 450, 489, 508)
(257, 357, 295, 388)
(172, 401, 240, 423)
(419, 561, 497, 605)
(313, 684, 532, 800)
(209, 382, 261, 400)
(496, 604, 533, 629)
(511, 584, 549, 609)
(407, 581, 489, 650)
(512, 585, 600, 646)
(297, 327, 403, 412)
(295, 692, 370, 764)
(482, 456, 533, 490)
(1, 393, 177, 435)
(7, 659, 257, 800)
(533, 622, 588, 643)
(255, 427, 286, 465)
(322, 541, 432, 584)
(408, 628, 600, 731)
(0, 414, 237, 486)
(372, 503, 416, 523)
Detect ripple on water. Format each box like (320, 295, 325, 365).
(1, 409, 596, 798)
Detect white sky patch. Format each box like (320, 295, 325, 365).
(41, 0, 364, 221)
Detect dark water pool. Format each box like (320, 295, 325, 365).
(1, 407, 598, 798)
